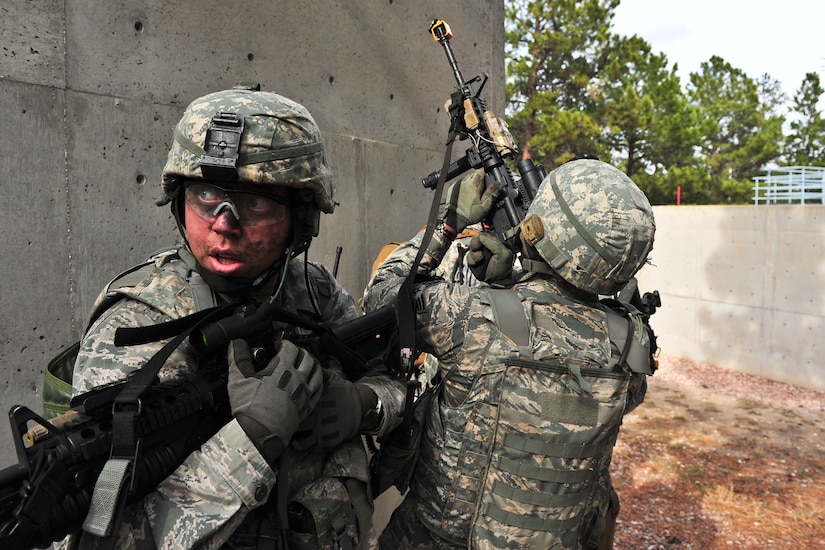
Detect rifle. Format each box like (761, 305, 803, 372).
(0, 303, 398, 548)
(423, 19, 547, 257)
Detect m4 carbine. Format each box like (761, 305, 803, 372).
(422, 19, 547, 257)
(0, 303, 398, 548)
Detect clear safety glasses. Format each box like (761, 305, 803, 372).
(183, 181, 290, 227)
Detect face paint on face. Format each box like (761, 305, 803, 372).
(183, 182, 293, 287)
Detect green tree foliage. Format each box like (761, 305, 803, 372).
(784, 72, 825, 166)
(756, 73, 789, 120)
(595, 34, 699, 203)
(505, 0, 618, 166)
(504, 1, 823, 204)
(686, 57, 784, 203)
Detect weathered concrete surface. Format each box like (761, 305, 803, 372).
(0, 1, 503, 467)
(636, 205, 825, 392)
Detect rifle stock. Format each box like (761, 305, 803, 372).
(0, 367, 229, 548)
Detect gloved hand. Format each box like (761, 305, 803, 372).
(442, 170, 504, 234)
(467, 231, 515, 285)
(292, 370, 366, 451)
(227, 339, 323, 465)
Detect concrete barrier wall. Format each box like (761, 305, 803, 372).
(636, 205, 825, 392)
(0, 1, 503, 467)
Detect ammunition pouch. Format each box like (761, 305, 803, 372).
(369, 375, 442, 498)
(288, 477, 359, 550)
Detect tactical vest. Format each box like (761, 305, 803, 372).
(44, 248, 374, 549)
(43, 247, 215, 419)
(422, 287, 651, 549)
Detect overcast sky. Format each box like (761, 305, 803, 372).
(611, 0, 825, 104)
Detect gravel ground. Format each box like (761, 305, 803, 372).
(612, 355, 825, 548)
(650, 355, 825, 416)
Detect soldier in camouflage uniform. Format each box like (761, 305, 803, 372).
(364, 160, 656, 549)
(61, 84, 405, 549)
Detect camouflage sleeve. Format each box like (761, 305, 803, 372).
(362, 227, 453, 315)
(363, 227, 453, 309)
(145, 419, 274, 548)
(73, 297, 276, 548)
(61, 420, 274, 550)
(363, 228, 471, 363)
(302, 261, 408, 436)
(357, 374, 406, 435)
(73, 298, 193, 394)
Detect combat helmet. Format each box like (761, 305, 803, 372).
(518, 158, 655, 295)
(160, 82, 334, 260)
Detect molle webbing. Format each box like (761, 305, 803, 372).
(461, 287, 632, 548)
(485, 504, 581, 533)
(496, 456, 595, 484)
(503, 431, 611, 460)
(491, 481, 584, 510)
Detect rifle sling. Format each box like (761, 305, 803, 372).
(396, 110, 459, 432)
(83, 303, 234, 539)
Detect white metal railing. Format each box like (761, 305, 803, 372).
(753, 165, 825, 204)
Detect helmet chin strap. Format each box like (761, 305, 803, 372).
(177, 245, 285, 296)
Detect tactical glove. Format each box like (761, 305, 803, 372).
(292, 370, 372, 451)
(467, 231, 515, 285)
(442, 170, 504, 234)
(228, 339, 323, 465)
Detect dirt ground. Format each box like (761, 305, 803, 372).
(612, 355, 825, 548)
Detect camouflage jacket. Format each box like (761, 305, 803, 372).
(61, 248, 404, 549)
(363, 229, 648, 548)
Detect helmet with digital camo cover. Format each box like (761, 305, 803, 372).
(518, 158, 655, 295)
(159, 82, 335, 259)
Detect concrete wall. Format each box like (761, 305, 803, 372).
(636, 205, 825, 392)
(0, 1, 504, 467)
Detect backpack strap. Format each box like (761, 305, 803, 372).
(486, 288, 532, 358)
(601, 300, 652, 375)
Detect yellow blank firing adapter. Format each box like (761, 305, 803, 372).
(429, 19, 452, 42)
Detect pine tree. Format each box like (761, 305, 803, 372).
(784, 72, 825, 166)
